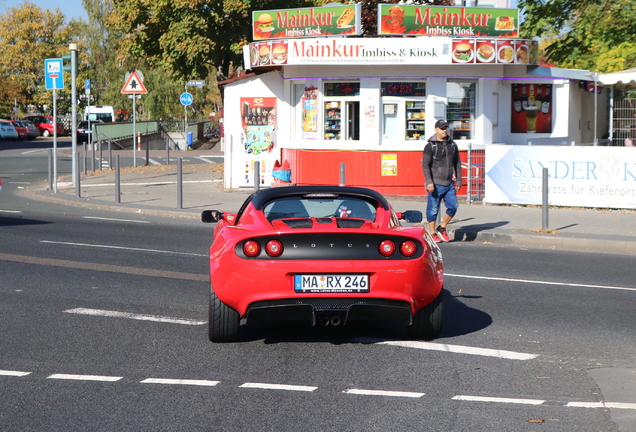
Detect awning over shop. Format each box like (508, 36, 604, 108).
(600, 67, 636, 86)
(526, 65, 593, 81)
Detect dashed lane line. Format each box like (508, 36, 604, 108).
(239, 382, 318, 392)
(141, 378, 220, 386)
(0, 370, 31, 377)
(64, 308, 206, 325)
(4, 371, 636, 410)
(47, 374, 122, 382)
(377, 340, 538, 360)
(452, 395, 545, 405)
(344, 389, 425, 398)
(446, 273, 636, 292)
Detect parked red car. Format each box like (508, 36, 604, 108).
(22, 115, 65, 137)
(9, 120, 27, 139)
(201, 185, 444, 342)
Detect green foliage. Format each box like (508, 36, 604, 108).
(107, 0, 315, 81)
(519, 0, 636, 72)
(0, 3, 82, 115)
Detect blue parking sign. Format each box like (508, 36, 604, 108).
(45, 58, 64, 90)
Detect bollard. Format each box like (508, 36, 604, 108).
(254, 160, 260, 192)
(48, 149, 53, 190)
(177, 157, 183, 209)
(75, 152, 81, 198)
(91, 141, 95, 172)
(542, 167, 549, 230)
(340, 162, 346, 186)
(83, 143, 87, 175)
(115, 155, 121, 204)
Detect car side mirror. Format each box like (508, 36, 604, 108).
(201, 210, 223, 223)
(400, 210, 423, 223)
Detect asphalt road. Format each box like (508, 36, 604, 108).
(1, 139, 635, 431)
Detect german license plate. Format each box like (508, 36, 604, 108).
(294, 274, 369, 293)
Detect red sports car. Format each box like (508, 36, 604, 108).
(201, 186, 444, 342)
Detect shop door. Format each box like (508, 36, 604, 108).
(346, 101, 360, 140)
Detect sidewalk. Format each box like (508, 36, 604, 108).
(25, 146, 636, 255)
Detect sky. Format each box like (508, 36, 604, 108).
(1, 0, 87, 21)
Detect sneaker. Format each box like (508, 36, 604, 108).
(430, 232, 443, 243)
(436, 226, 451, 242)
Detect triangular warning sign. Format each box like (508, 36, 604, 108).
(121, 70, 148, 94)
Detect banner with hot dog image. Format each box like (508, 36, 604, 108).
(252, 4, 361, 40)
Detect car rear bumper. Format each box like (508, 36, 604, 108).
(245, 297, 413, 326)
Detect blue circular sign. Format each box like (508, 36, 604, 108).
(180, 92, 193, 106)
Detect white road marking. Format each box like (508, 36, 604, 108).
(64, 308, 206, 325)
(41, 240, 207, 257)
(141, 378, 220, 386)
(81, 216, 150, 224)
(240, 382, 318, 392)
(452, 395, 545, 405)
(0, 370, 31, 376)
(344, 389, 424, 398)
(567, 401, 636, 410)
(446, 273, 636, 292)
(21, 149, 47, 154)
(0, 210, 22, 214)
(378, 340, 538, 360)
(48, 374, 122, 382)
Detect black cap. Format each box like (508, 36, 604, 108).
(435, 119, 449, 129)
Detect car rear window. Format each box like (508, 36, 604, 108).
(264, 196, 376, 222)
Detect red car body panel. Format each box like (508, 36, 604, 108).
(9, 121, 27, 139)
(209, 213, 443, 317)
(203, 186, 444, 339)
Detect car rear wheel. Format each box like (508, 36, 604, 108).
(42, 130, 51, 137)
(408, 290, 444, 339)
(209, 290, 240, 342)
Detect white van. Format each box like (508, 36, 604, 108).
(84, 106, 115, 123)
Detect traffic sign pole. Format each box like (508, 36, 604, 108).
(52, 89, 58, 193)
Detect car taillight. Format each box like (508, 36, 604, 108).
(243, 240, 261, 257)
(265, 240, 283, 257)
(400, 240, 417, 257)
(378, 240, 396, 257)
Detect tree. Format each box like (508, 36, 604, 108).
(518, 0, 636, 72)
(107, 0, 318, 82)
(0, 3, 84, 114)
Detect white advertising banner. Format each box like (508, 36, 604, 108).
(485, 145, 636, 209)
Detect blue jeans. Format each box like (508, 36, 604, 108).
(426, 183, 458, 223)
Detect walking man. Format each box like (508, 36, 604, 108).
(422, 119, 462, 242)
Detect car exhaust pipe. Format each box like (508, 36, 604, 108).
(319, 316, 330, 326)
(330, 316, 341, 326)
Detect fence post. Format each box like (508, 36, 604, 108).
(177, 157, 183, 209)
(340, 162, 346, 186)
(467, 143, 472, 204)
(542, 167, 549, 230)
(48, 149, 53, 190)
(75, 152, 81, 198)
(254, 160, 260, 192)
(115, 155, 121, 204)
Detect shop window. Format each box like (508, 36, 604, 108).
(381, 81, 427, 141)
(447, 80, 476, 140)
(324, 82, 360, 141)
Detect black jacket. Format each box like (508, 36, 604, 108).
(422, 135, 462, 188)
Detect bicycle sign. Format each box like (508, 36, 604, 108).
(180, 92, 193, 106)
